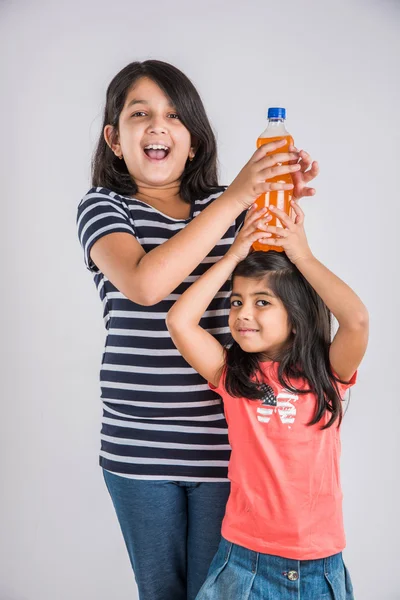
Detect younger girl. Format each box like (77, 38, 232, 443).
(166, 201, 368, 599)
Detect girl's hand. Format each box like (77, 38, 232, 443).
(288, 145, 319, 200)
(226, 205, 273, 262)
(228, 140, 301, 209)
(264, 201, 313, 264)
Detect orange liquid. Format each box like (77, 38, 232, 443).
(252, 134, 294, 252)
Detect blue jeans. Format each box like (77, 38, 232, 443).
(195, 537, 354, 600)
(103, 470, 230, 600)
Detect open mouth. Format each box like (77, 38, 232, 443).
(143, 144, 170, 161)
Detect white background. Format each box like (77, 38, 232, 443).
(1, 0, 399, 598)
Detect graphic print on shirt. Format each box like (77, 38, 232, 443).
(256, 391, 299, 428)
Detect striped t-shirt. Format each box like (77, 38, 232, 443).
(77, 186, 246, 481)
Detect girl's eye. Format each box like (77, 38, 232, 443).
(256, 300, 270, 307)
(230, 300, 241, 308)
(130, 112, 180, 120)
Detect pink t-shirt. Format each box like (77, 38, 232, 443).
(209, 361, 356, 560)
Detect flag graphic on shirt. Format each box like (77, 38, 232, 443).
(257, 392, 299, 426)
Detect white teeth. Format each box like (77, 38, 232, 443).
(144, 144, 169, 151)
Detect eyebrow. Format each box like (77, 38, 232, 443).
(230, 291, 275, 298)
(125, 98, 176, 110)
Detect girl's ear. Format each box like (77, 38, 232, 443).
(188, 146, 196, 161)
(104, 125, 123, 159)
(189, 136, 199, 161)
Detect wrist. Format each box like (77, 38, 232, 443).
(222, 252, 241, 269)
(223, 186, 254, 211)
(292, 252, 316, 267)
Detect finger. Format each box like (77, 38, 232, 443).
(268, 205, 294, 229)
(244, 205, 267, 222)
(244, 211, 272, 232)
(245, 204, 256, 218)
(254, 213, 273, 226)
(252, 139, 287, 162)
(302, 161, 319, 183)
(257, 237, 274, 245)
(291, 160, 319, 193)
(288, 153, 301, 166)
(290, 167, 302, 189)
(257, 218, 273, 232)
(290, 200, 305, 224)
(260, 163, 301, 180)
(261, 152, 299, 168)
(290, 199, 304, 212)
(250, 231, 272, 243)
(262, 236, 283, 247)
(265, 225, 289, 237)
(259, 181, 294, 194)
(297, 149, 312, 172)
(241, 208, 272, 235)
(293, 187, 316, 199)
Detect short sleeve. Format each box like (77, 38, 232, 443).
(208, 365, 227, 396)
(333, 370, 357, 399)
(77, 188, 137, 273)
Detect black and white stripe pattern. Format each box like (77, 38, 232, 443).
(77, 187, 246, 481)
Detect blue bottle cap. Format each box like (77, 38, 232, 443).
(267, 107, 286, 119)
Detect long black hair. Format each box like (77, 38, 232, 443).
(224, 251, 347, 429)
(92, 60, 223, 202)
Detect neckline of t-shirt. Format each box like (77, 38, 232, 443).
(126, 195, 196, 223)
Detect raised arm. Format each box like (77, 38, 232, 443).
(166, 204, 274, 386)
(89, 189, 244, 306)
(294, 255, 369, 381)
(266, 202, 369, 381)
(166, 253, 239, 387)
(88, 140, 303, 305)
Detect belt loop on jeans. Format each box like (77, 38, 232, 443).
(324, 555, 331, 577)
(251, 552, 259, 574)
(224, 541, 233, 563)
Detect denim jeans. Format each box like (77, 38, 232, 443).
(103, 469, 230, 600)
(195, 537, 354, 600)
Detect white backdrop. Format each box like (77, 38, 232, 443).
(1, 0, 399, 598)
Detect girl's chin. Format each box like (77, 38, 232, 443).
(133, 173, 179, 187)
(236, 338, 264, 351)
(130, 164, 185, 187)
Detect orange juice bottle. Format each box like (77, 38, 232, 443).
(252, 107, 294, 252)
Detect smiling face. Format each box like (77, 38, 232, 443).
(228, 275, 293, 360)
(104, 77, 195, 190)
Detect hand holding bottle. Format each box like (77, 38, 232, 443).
(225, 205, 273, 263)
(263, 201, 313, 264)
(288, 145, 319, 201)
(226, 140, 301, 210)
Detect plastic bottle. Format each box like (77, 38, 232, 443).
(252, 107, 294, 252)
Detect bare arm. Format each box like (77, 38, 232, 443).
(166, 205, 275, 385)
(266, 203, 369, 381)
(294, 255, 369, 381)
(90, 140, 303, 305)
(166, 254, 239, 387)
(90, 188, 245, 305)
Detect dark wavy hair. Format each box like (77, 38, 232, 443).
(92, 60, 223, 202)
(224, 251, 348, 429)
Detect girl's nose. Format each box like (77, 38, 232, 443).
(237, 306, 254, 320)
(147, 116, 168, 134)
